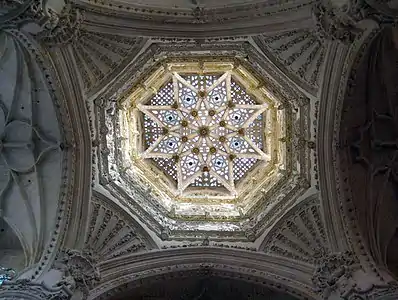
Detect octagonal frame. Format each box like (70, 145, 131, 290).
(93, 40, 312, 242)
(121, 60, 280, 204)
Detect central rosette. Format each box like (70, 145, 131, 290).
(138, 71, 269, 196)
(198, 126, 210, 137)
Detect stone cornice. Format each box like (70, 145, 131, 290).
(72, 0, 314, 37)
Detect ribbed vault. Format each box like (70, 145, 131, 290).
(338, 26, 398, 280)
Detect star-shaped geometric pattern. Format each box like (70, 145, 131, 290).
(138, 71, 269, 196)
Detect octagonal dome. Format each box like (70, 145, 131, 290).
(125, 61, 279, 204)
(118, 59, 284, 221)
(95, 42, 312, 242)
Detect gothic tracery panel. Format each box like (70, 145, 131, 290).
(139, 72, 268, 197)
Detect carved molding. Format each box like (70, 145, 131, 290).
(89, 247, 317, 300)
(71, 0, 314, 37)
(40, 42, 92, 260)
(316, 17, 382, 257)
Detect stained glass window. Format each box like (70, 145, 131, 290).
(138, 71, 268, 196)
(0, 267, 15, 285)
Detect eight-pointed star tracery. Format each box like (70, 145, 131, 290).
(138, 71, 269, 196)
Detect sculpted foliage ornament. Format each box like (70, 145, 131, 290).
(0, 0, 82, 46)
(0, 0, 60, 33)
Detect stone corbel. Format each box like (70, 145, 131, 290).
(0, 279, 72, 300)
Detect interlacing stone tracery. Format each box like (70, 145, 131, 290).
(138, 71, 269, 196)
